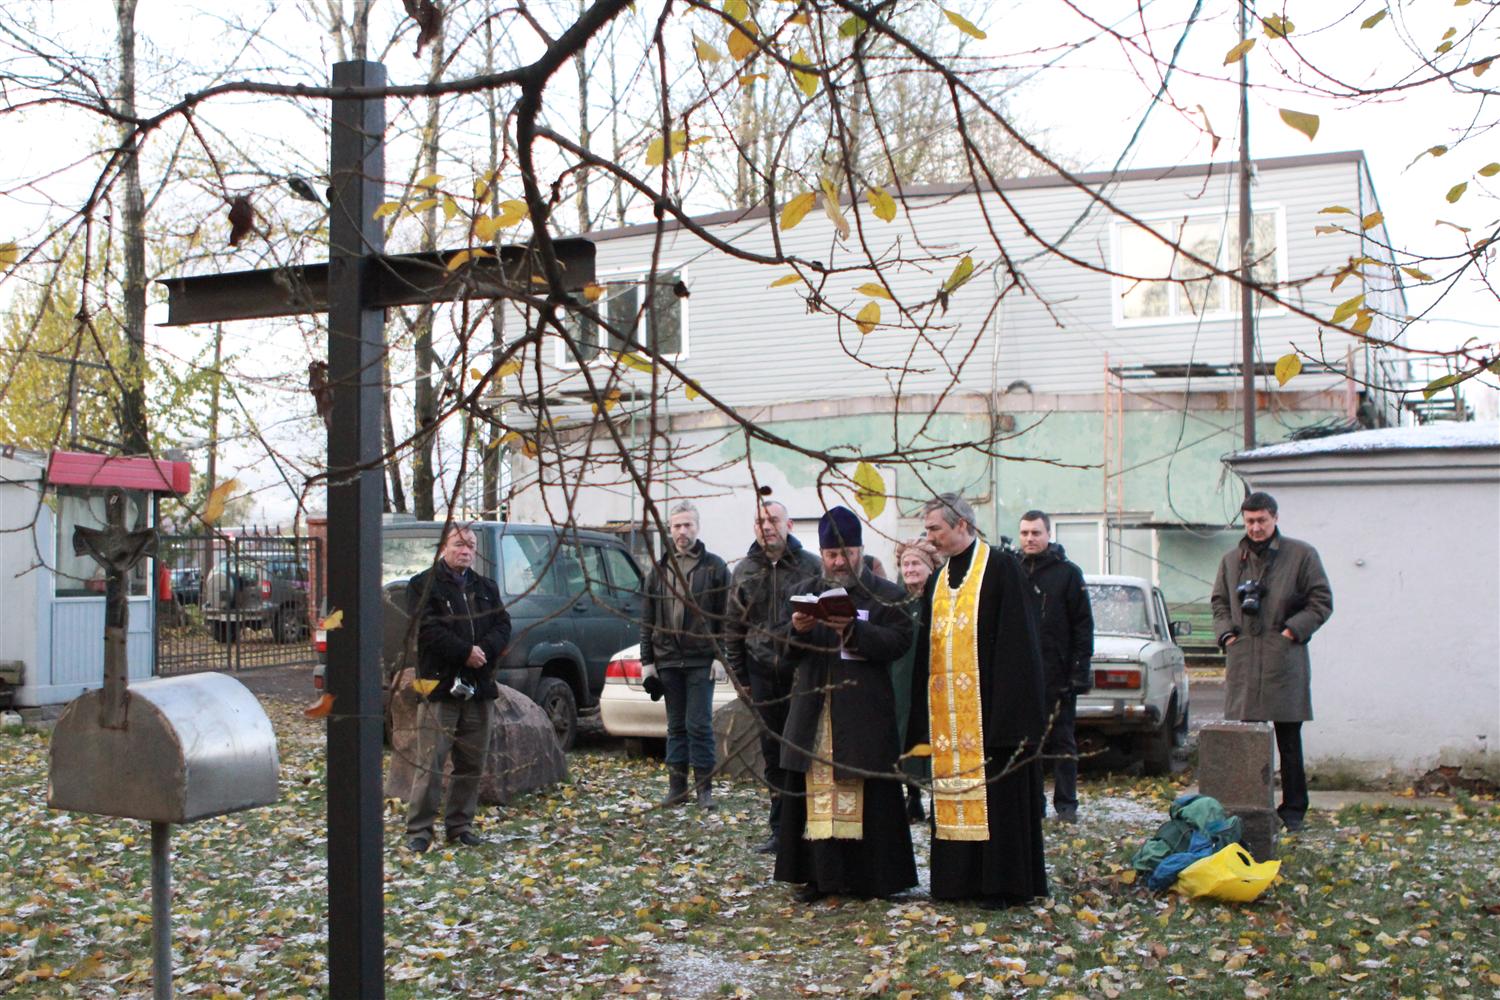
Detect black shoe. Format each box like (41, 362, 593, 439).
(405, 834, 432, 854)
(1053, 808, 1078, 825)
(448, 830, 484, 847)
(755, 835, 778, 855)
(1280, 812, 1305, 833)
(795, 885, 827, 904)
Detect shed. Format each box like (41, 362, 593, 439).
(0, 449, 190, 707)
(1226, 423, 1500, 785)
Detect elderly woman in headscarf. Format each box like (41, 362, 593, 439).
(891, 536, 942, 821)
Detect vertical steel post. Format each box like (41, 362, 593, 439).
(150, 821, 171, 1000)
(1237, 1, 1256, 451)
(325, 59, 387, 998)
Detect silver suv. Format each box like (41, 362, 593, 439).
(202, 556, 310, 644)
(1076, 575, 1191, 775)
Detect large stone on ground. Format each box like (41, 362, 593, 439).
(713, 697, 764, 782)
(385, 668, 567, 806)
(1198, 721, 1278, 860)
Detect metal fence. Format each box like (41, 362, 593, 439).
(155, 533, 323, 675)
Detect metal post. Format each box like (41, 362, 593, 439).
(325, 59, 387, 998)
(1237, 1, 1256, 451)
(150, 821, 171, 1000)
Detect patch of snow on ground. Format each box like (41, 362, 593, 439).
(1077, 794, 1168, 830)
(654, 942, 785, 999)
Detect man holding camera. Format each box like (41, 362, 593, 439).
(404, 524, 512, 853)
(1211, 492, 1332, 833)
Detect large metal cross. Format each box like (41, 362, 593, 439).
(158, 60, 593, 997)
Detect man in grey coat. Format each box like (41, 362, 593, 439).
(1211, 491, 1333, 832)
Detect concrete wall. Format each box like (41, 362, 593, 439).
(1231, 435, 1500, 784)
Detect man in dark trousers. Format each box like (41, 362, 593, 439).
(726, 499, 821, 854)
(1017, 510, 1094, 824)
(775, 506, 917, 902)
(1211, 491, 1332, 832)
(404, 524, 512, 853)
(640, 500, 730, 809)
(911, 492, 1048, 908)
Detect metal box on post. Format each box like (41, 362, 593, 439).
(48, 672, 279, 822)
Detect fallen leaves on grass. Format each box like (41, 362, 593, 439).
(0, 700, 1496, 997)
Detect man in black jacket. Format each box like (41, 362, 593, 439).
(640, 500, 730, 808)
(725, 500, 821, 853)
(404, 524, 512, 853)
(1018, 510, 1094, 824)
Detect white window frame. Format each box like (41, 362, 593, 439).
(552, 267, 690, 368)
(1051, 516, 1103, 576)
(1111, 206, 1287, 328)
(1106, 522, 1159, 585)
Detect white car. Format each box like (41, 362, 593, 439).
(599, 644, 738, 753)
(1075, 574, 1192, 776)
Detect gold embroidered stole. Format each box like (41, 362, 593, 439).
(928, 542, 990, 841)
(804, 698, 864, 840)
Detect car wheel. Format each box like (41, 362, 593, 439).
(273, 606, 302, 644)
(1140, 698, 1175, 777)
(535, 677, 578, 752)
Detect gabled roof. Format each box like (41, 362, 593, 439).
(585, 150, 1370, 244)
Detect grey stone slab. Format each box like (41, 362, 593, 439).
(1198, 721, 1275, 811)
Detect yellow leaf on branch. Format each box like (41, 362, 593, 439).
(1479, 162, 1500, 177)
(792, 48, 818, 98)
(780, 191, 817, 230)
(727, 24, 758, 61)
(865, 186, 897, 222)
(905, 743, 933, 758)
(769, 272, 804, 288)
(1401, 266, 1434, 282)
(582, 283, 606, 302)
(693, 34, 722, 63)
(1278, 108, 1320, 141)
(1223, 38, 1256, 65)
(684, 383, 702, 401)
(203, 478, 240, 526)
(854, 282, 893, 300)
(821, 177, 850, 239)
(1360, 211, 1383, 231)
(415, 173, 444, 189)
(942, 255, 976, 293)
(942, 8, 986, 39)
(1331, 293, 1366, 325)
(1360, 9, 1387, 29)
(321, 609, 344, 631)
(372, 201, 402, 220)
(855, 300, 881, 334)
(852, 461, 886, 518)
(1446, 181, 1468, 204)
(494, 199, 528, 229)
(496, 360, 523, 379)
(0, 241, 18, 271)
(470, 367, 484, 381)
(412, 197, 439, 214)
(1274, 353, 1302, 386)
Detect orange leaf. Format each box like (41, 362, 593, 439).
(303, 693, 335, 719)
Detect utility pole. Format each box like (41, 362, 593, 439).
(1238, 0, 1257, 450)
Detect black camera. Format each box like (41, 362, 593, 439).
(1236, 579, 1264, 615)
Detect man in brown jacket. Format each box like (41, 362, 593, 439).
(1211, 491, 1333, 832)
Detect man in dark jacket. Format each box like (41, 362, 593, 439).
(1211, 491, 1332, 832)
(640, 500, 730, 809)
(726, 500, 821, 853)
(774, 506, 917, 902)
(1018, 510, 1094, 824)
(404, 524, 512, 853)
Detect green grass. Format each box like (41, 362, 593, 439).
(1, 701, 1497, 998)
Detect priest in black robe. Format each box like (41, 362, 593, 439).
(773, 506, 918, 902)
(908, 492, 1049, 907)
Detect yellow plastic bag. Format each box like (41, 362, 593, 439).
(1174, 844, 1281, 902)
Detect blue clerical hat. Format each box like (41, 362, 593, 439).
(818, 506, 862, 548)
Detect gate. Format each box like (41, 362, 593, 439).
(155, 533, 323, 675)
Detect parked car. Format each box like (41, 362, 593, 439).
(202, 555, 310, 644)
(598, 644, 738, 754)
(1075, 574, 1192, 775)
(170, 567, 201, 606)
(315, 521, 647, 751)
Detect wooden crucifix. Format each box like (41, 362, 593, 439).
(158, 61, 593, 998)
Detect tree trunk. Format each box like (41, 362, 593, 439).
(115, 0, 149, 454)
(410, 28, 446, 521)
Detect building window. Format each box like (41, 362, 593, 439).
(557, 270, 686, 364)
(54, 488, 150, 598)
(1115, 210, 1281, 323)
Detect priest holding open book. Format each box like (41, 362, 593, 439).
(773, 506, 918, 902)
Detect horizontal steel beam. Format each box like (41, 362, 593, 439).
(158, 238, 596, 326)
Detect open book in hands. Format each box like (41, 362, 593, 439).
(788, 587, 857, 622)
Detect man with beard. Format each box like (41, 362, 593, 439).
(910, 493, 1049, 908)
(774, 506, 917, 902)
(725, 500, 821, 854)
(1017, 510, 1094, 823)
